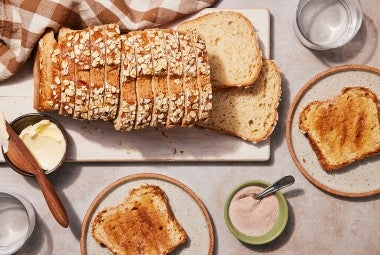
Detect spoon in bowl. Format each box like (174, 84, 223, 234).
(239, 175, 295, 200)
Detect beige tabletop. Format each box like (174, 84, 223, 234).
(1, 0, 379, 254)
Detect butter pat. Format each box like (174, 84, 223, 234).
(0, 112, 9, 153)
(19, 120, 66, 171)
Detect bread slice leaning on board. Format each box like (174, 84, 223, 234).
(197, 59, 281, 143)
(177, 11, 263, 89)
(299, 87, 380, 171)
(34, 11, 280, 143)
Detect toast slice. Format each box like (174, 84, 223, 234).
(114, 34, 137, 132)
(73, 29, 91, 119)
(299, 87, 380, 171)
(101, 23, 121, 122)
(147, 29, 169, 127)
(178, 31, 200, 127)
(133, 31, 154, 129)
(197, 59, 281, 143)
(164, 30, 185, 128)
(34, 29, 61, 112)
(178, 11, 263, 88)
(88, 25, 106, 120)
(92, 185, 187, 255)
(58, 28, 76, 116)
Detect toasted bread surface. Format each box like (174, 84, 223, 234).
(178, 11, 263, 88)
(197, 59, 281, 143)
(92, 185, 187, 255)
(299, 86, 380, 171)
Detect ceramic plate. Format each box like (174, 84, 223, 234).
(80, 173, 214, 254)
(286, 65, 380, 197)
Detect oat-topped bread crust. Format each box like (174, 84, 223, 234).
(299, 86, 380, 171)
(164, 30, 185, 128)
(178, 31, 200, 127)
(147, 29, 169, 127)
(58, 28, 76, 116)
(73, 29, 91, 119)
(190, 30, 212, 121)
(133, 31, 154, 129)
(88, 25, 106, 120)
(91, 185, 187, 255)
(101, 23, 121, 122)
(178, 11, 263, 88)
(34, 29, 61, 112)
(114, 34, 137, 131)
(197, 59, 281, 143)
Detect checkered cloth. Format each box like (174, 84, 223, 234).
(0, 0, 214, 82)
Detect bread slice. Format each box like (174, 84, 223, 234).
(197, 59, 281, 143)
(164, 30, 185, 128)
(34, 29, 61, 112)
(189, 30, 212, 121)
(132, 31, 154, 129)
(146, 29, 169, 127)
(299, 87, 380, 171)
(88, 25, 106, 120)
(58, 28, 76, 116)
(113, 34, 137, 132)
(73, 29, 91, 119)
(178, 31, 200, 127)
(178, 11, 263, 88)
(101, 23, 121, 122)
(92, 185, 187, 255)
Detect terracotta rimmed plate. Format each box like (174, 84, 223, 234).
(80, 173, 214, 254)
(286, 65, 380, 197)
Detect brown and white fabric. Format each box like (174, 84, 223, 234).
(0, 0, 215, 82)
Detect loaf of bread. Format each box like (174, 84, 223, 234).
(34, 24, 212, 132)
(197, 59, 281, 143)
(92, 185, 187, 255)
(177, 11, 263, 89)
(299, 87, 380, 171)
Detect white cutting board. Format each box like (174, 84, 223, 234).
(0, 8, 270, 162)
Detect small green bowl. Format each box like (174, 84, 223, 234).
(224, 180, 288, 245)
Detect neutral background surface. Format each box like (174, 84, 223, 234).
(1, 0, 379, 254)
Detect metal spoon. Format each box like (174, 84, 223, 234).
(239, 175, 295, 200)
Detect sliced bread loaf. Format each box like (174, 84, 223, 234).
(58, 28, 76, 116)
(146, 29, 169, 127)
(164, 30, 185, 128)
(101, 23, 121, 122)
(113, 34, 137, 131)
(73, 29, 91, 119)
(197, 59, 281, 143)
(88, 25, 106, 120)
(299, 87, 380, 171)
(177, 11, 263, 88)
(91, 185, 187, 255)
(34, 29, 61, 112)
(133, 31, 154, 129)
(190, 31, 212, 121)
(178, 31, 200, 127)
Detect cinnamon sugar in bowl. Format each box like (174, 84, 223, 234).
(224, 180, 288, 245)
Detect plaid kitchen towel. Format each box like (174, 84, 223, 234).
(0, 0, 215, 82)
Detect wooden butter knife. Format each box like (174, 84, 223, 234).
(5, 121, 69, 228)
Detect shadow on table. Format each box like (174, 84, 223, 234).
(21, 162, 83, 240)
(311, 14, 378, 66)
(16, 214, 53, 255)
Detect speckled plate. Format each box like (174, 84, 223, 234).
(80, 173, 214, 254)
(286, 65, 380, 197)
